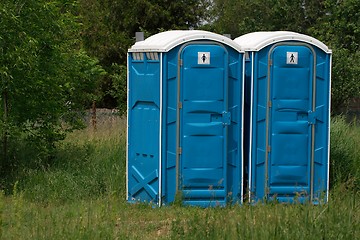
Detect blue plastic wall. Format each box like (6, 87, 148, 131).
(128, 41, 243, 207)
(127, 53, 160, 204)
(247, 42, 331, 203)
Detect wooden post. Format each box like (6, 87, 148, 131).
(91, 100, 97, 131)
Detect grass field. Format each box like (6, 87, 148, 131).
(0, 115, 359, 239)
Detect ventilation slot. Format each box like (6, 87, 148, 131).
(245, 52, 250, 61)
(132, 52, 144, 61)
(146, 52, 159, 61)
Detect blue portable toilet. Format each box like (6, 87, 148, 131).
(127, 30, 244, 207)
(234, 31, 331, 203)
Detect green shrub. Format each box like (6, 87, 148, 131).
(14, 117, 126, 204)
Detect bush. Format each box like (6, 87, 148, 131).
(9, 116, 126, 204)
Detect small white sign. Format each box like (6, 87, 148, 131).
(198, 52, 210, 65)
(287, 52, 298, 64)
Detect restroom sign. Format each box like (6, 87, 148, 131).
(287, 52, 298, 64)
(198, 52, 210, 64)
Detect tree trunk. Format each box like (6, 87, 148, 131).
(2, 89, 8, 169)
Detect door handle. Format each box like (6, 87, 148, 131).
(297, 111, 317, 125)
(210, 112, 231, 126)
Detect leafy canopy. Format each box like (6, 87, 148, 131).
(0, 0, 105, 167)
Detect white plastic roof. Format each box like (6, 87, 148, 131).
(128, 30, 243, 53)
(234, 31, 332, 53)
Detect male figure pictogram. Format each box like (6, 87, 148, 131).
(290, 53, 295, 63)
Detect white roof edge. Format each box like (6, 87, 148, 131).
(234, 31, 332, 53)
(128, 30, 244, 53)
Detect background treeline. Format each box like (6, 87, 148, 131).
(79, 0, 360, 113)
(0, 0, 359, 184)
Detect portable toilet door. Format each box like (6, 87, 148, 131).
(127, 30, 244, 207)
(234, 31, 332, 203)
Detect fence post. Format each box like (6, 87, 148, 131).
(91, 100, 97, 131)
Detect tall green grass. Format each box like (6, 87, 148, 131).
(0, 186, 358, 239)
(0, 115, 359, 239)
(17, 116, 127, 204)
(330, 115, 360, 190)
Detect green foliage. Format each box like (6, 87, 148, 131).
(108, 64, 127, 114)
(16, 117, 126, 203)
(210, 0, 360, 113)
(80, 0, 209, 62)
(330, 116, 360, 190)
(209, 0, 325, 36)
(318, 0, 360, 52)
(329, 49, 360, 113)
(78, 0, 210, 109)
(0, 0, 105, 171)
(310, 0, 360, 112)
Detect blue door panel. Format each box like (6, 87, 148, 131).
(182, 136, 224, 168)
(273, 69, 310, 100)
(272, 122, 309, 134)
(183, 122, 223, 136)
(180, 44, 228, 205)
(182, 47, 227, 68)
(182, 169, 225, 187)
(250, 42, 330, 204)
(184, 68, 224, 101)
(268, 45, 313, 200)
(184, 100, 224, 113)
(270, 165, 308, 185)
(271, 134, 308, 166)
(269, 186, 310, 195)
(161, 45, 242, 206)
(275, 99, 309, 112)
(182, 189, 226, 198)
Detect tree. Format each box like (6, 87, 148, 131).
(78, 0, 210, 109)
(209, 0, 326, 36)
(210, 0, 360, 113)
(310, 0, 360, 113)
(0, 0, 105, 170)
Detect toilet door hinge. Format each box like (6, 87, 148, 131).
(178, 102, 182, 109)
(222, 111, 231, 126)
(268, 101, 272, 108)
(177, 147, 182, 155)
(179, 59, 183, 66)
